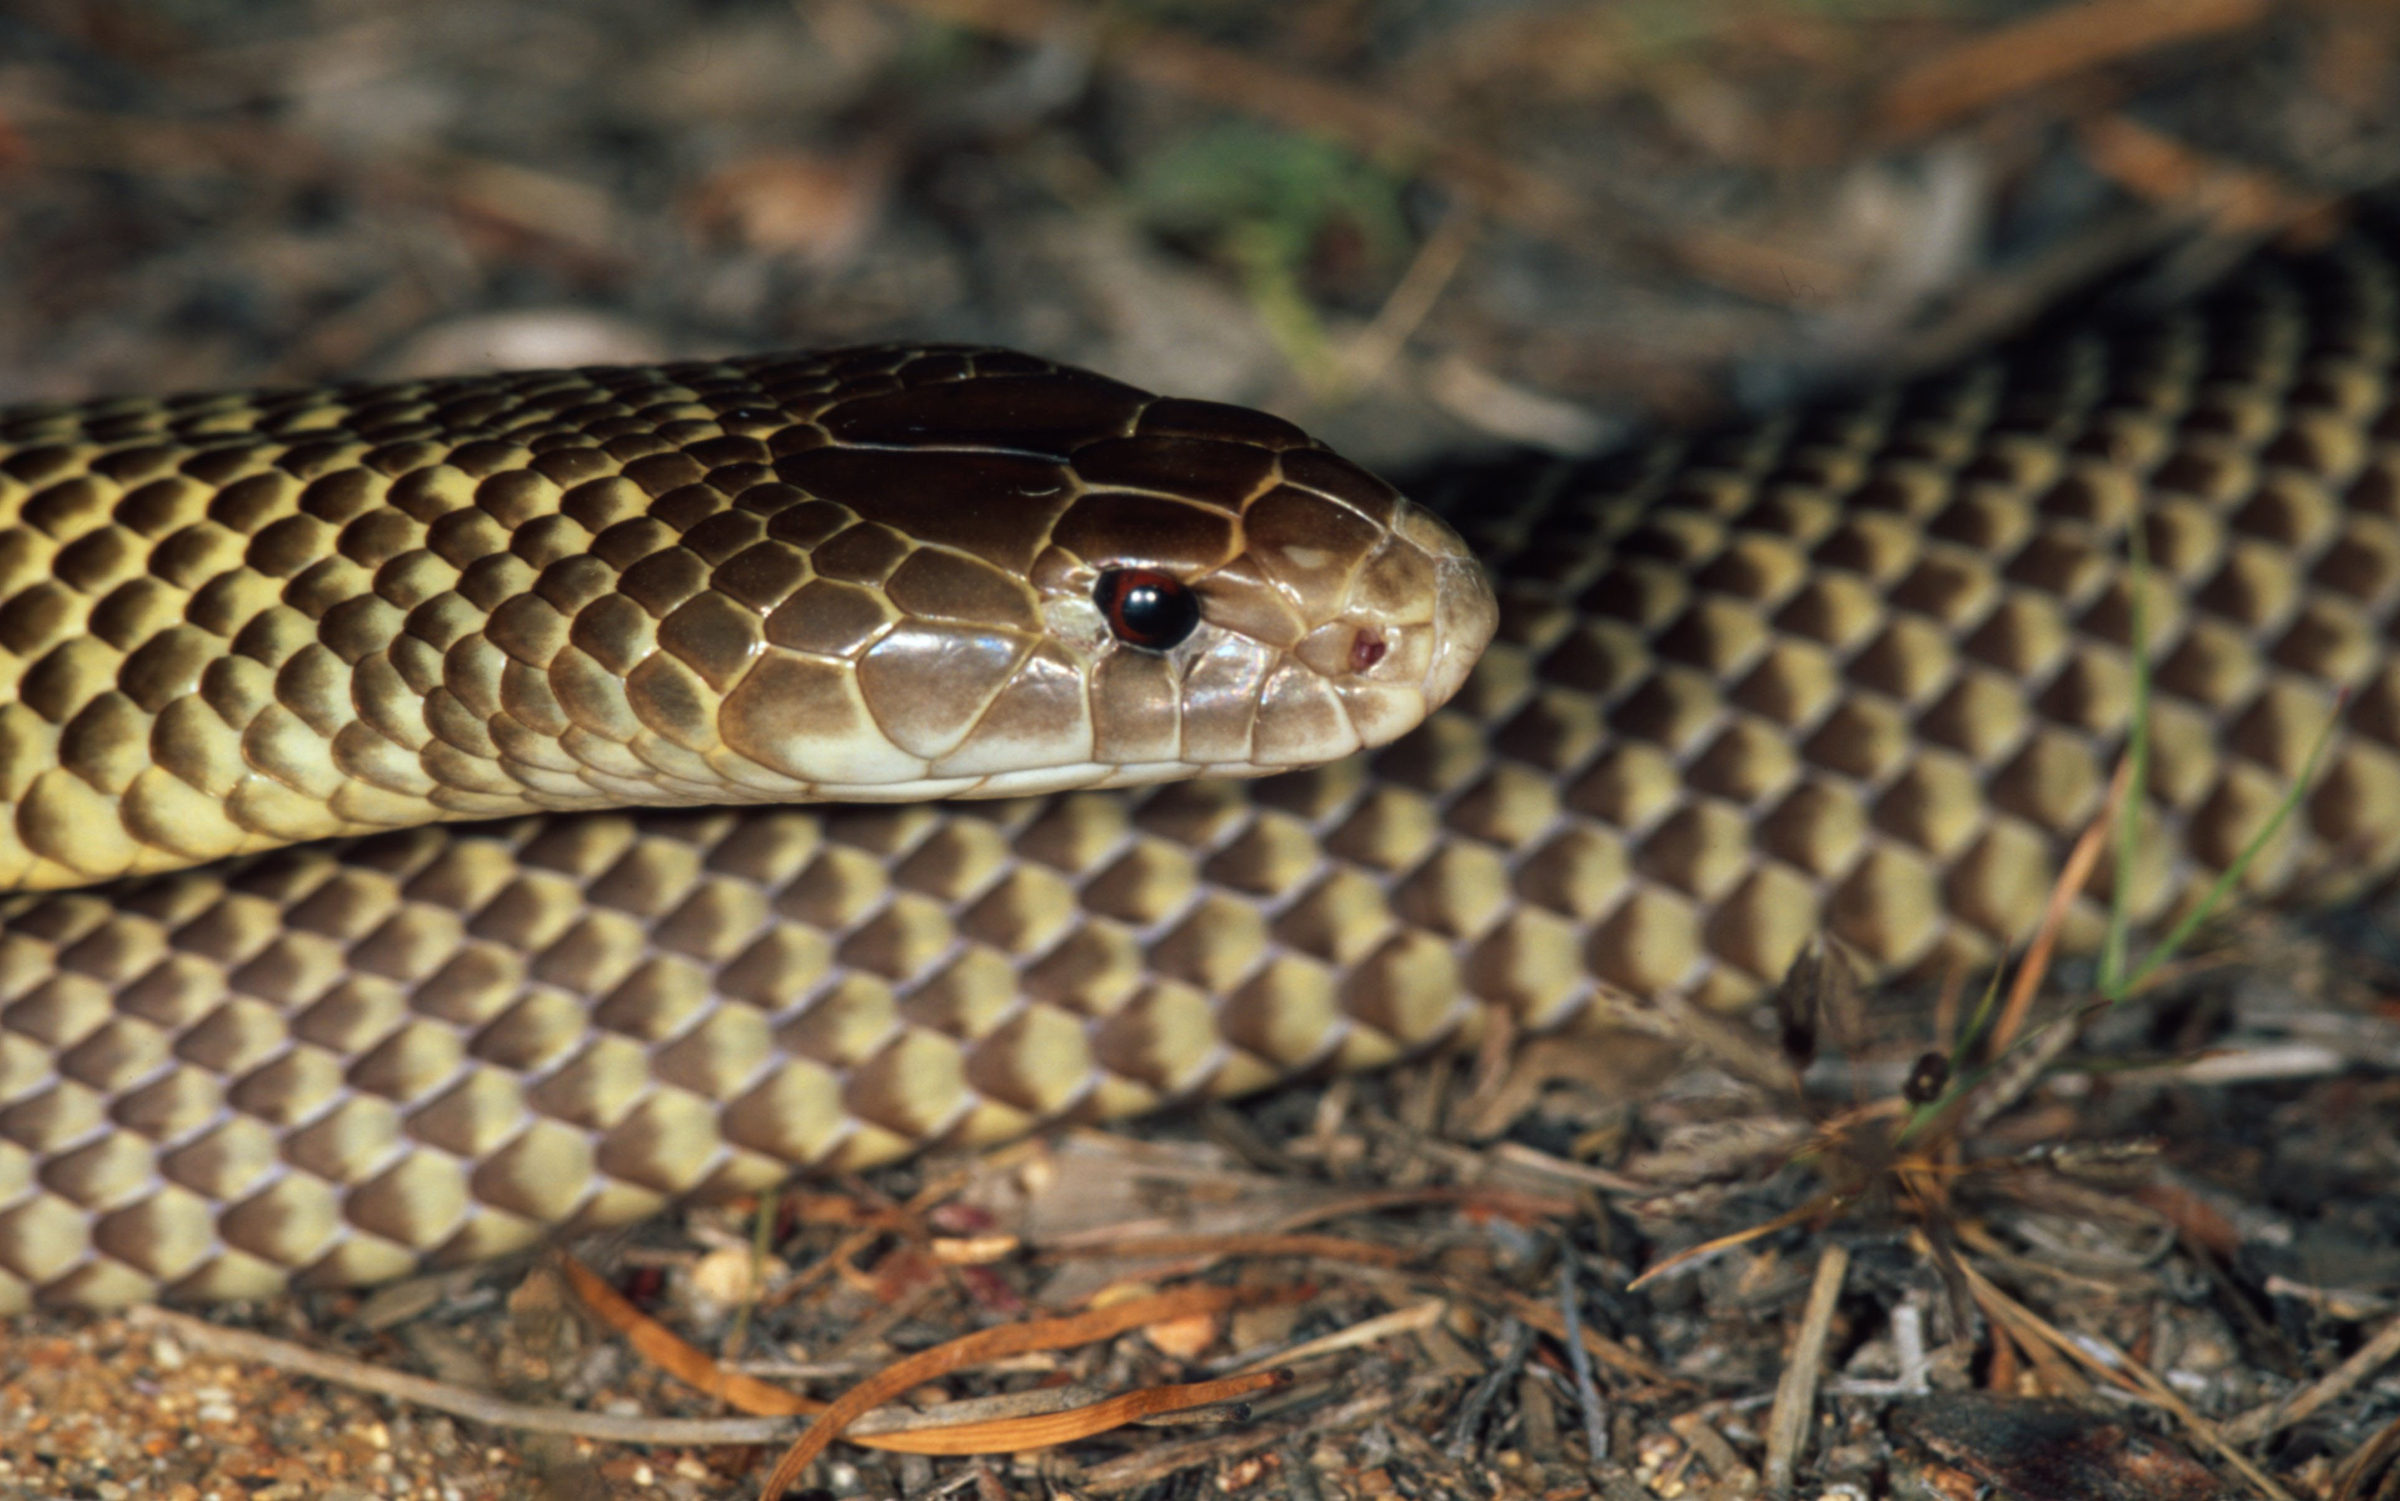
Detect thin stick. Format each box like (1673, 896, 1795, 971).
(1763, 1243, 1851, 1491)
(124, 1305, 797, 1446)
(757, 1283, 1305, 1499)
(1226, 1299, 1448, 1377)
(1556, 1249, 1610, 1465)
(2224, 1311, 2400, 1445)
(1444, 1318, 1534, 1461)
(1993, 755, 2129, 1056)
(560, 1254, 822, 1416)
(1956, 1258, 2298, 1501)
(1500, 1289, 1678, 1384)
(1342, 204, 1478, 394)
(842, 1370, 1290, 1456)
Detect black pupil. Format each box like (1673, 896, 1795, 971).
(1098, 569, 1199, 650)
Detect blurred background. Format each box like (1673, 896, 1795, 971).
(9, 0, 2400, 482)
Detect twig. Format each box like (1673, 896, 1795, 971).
(2332, 1412, 2400, 1501)
(1763, 1242, 1850, 1491)
(758, 1283, 1307, 1499)
(2078, 115, 2333, 239)
(1557, 1249, 1610, 1465)
(1954, 1258, 2299, 1501)
(1341, 203, 1478, 395)
(1992, 755, 2131, 1056)
(560, 1254, 822, 1417)
(1501, 1284, 1677, 1385)
(1878, 0, 2272, 140)
(1443, 1318, 1534, 1461)
(124, 1305, 797, 1446)
(1486, 1141, 1651, 1194)
(1042, 1232, 1410, 1268)
(1225, 1298, 1448, 1376)
(833, 1370, 1290, 1456)
(2224, 1311, 2400, 1446)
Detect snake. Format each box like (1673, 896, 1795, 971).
(4, 230, 2399, 1311)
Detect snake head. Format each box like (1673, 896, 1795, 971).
(712, 347, 1496, 798)
(1026, 403, 1498, 778)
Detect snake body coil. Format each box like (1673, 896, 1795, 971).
(5, 236, 2400, 1309)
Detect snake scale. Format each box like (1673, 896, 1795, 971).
(6, 230, 2400, 1311)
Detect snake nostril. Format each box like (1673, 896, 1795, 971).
(1349, 629, 1387, 673)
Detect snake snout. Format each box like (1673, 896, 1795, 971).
(1426, 549, 1499, 710)
(1333, 498, 1496, 748)
(1265, 489, 1495, 756)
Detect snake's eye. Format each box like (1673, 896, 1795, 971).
(1095, 568, 1200, 651)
